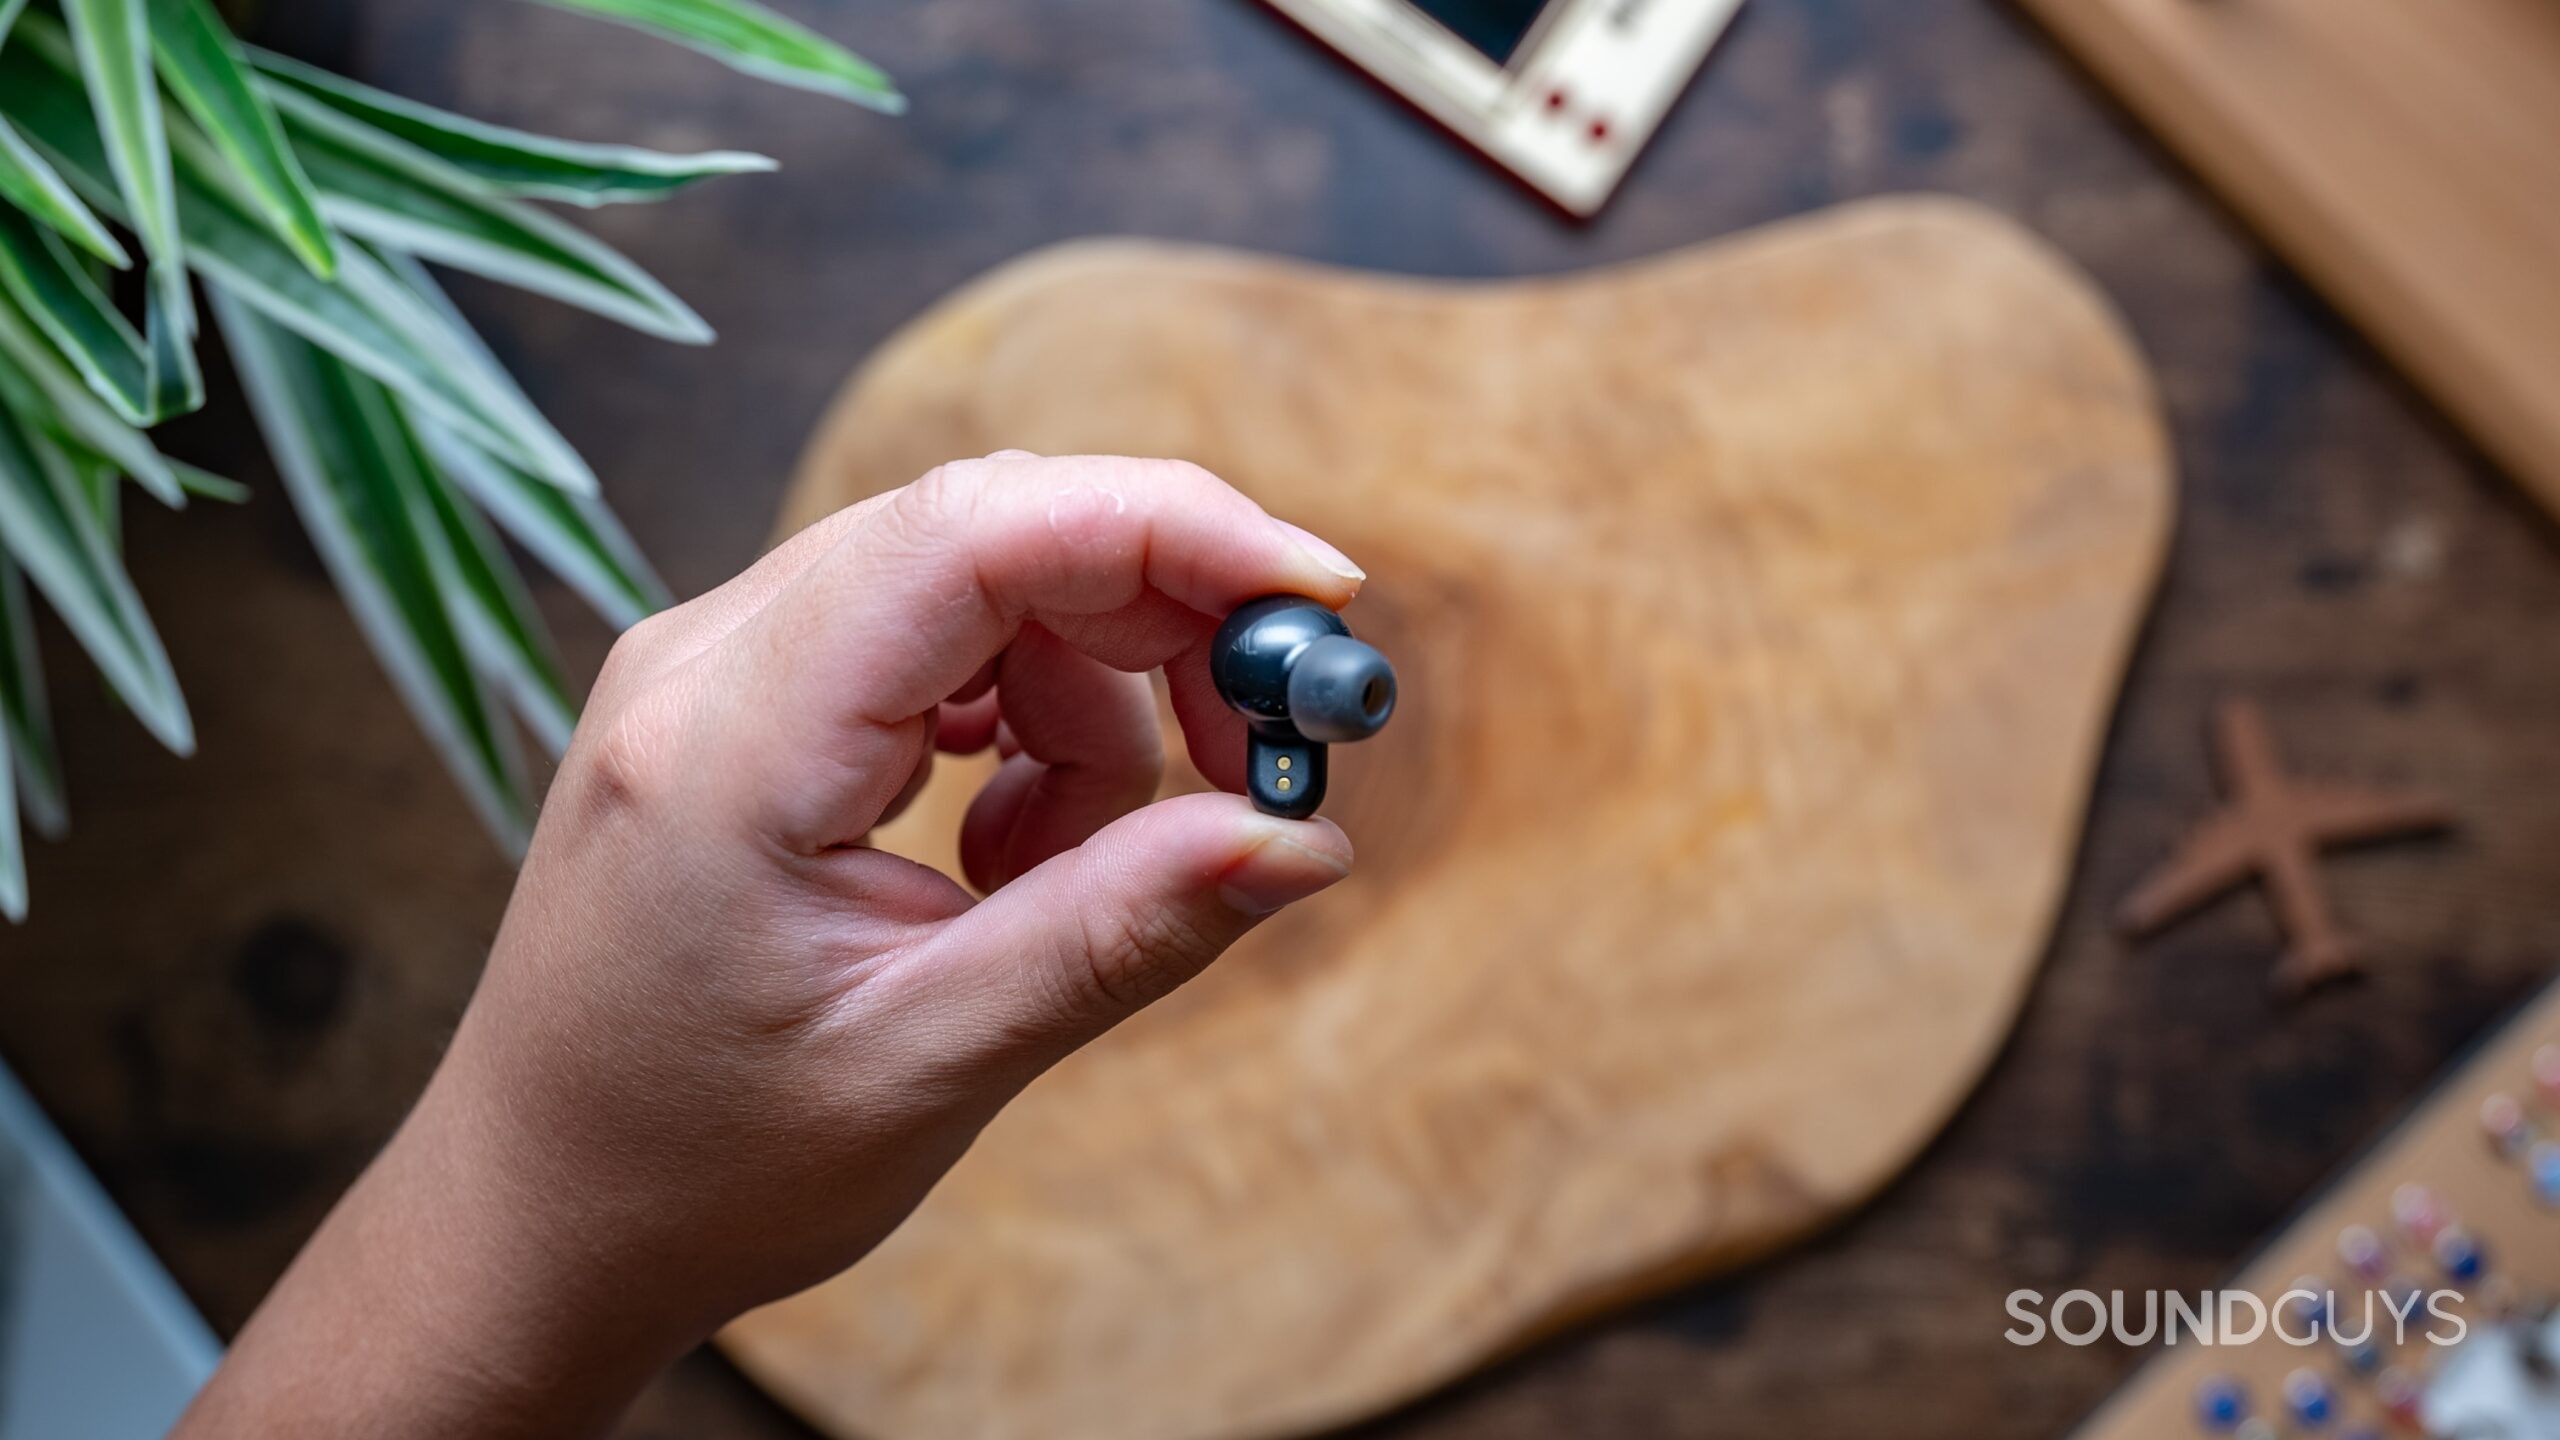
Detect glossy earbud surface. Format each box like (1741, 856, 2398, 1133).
(1210, 596, 1397, 819)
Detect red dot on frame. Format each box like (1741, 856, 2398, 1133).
(1546, 88, 1569, 110)
(1588, 117, 1612, 142)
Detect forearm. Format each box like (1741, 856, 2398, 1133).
(172, 1072, 700, 1439)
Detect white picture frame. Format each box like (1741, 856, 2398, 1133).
(1262, 0, 1748, 215)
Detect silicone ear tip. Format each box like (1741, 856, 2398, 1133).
(1285, 635, 1397, 743)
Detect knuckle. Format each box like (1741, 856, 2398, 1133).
(1126, 456, 1232, 513)
(592, 613, 672, 699)
(897, 460, 993, 532)
(570, 690, 685, 821)
(1148, 456, 1220, 494)
(869, 463, 999, 582)
(1068, 900, 1218, 1017)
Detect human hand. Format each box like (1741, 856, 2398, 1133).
(176, 454, 1367, 1438)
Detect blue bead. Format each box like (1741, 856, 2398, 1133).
(2435, 1227, 2485, 1281)
(2284, 1368, 2336, 1427)
(2196, 1376, 2249, 1431)
(2531, 1141, 2560, 1206)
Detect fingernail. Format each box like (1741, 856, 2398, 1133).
(1218, 830, 1352, 915)
(1277, 520, 1365, 584)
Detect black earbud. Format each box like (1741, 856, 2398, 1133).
(1210, 596, 1397, 819)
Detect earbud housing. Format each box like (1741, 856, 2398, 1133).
(1211, 596, 1397, 819)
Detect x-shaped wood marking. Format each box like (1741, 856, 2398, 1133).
(2117, 700, 2454, 997)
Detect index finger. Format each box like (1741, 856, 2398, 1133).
(710, 455, 1363, 849)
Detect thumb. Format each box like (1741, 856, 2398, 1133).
(912, 792, 1352, 1065)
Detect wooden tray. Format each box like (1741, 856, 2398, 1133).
(723, 197, 2174, 1440)
(2019, 0, 2560, 513)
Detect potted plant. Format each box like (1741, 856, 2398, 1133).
(0, 0, 897, 916)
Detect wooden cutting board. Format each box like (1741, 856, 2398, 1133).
(721, 196, 2173, 1440)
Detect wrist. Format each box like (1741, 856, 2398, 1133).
(371, 1057, 717, 1426)
(178, 1055, 706, 1439)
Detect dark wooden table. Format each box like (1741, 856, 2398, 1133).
(6, 1, 2558, 1436)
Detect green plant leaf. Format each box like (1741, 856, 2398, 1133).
(141, 264, 202, 418)
(0, 549, 65, 842)
(0, 368, 193, 754)
(0, 205, 149, 422)
(1, 15, 598, 490)
(323, 243, 598, 489)
(268, 88, 711, 343)
(523, 0, 901, 112)
(30, 0, 195, 418)
(372, 257, 602, 751)
(0, 547, 62, 925)
(34, 414, 238, 517)
(247, 48, 775, 208)
(0, 116, 131, 267)
(423, 425, 666, 629)
(409, 428, 577, 753)
(0, 683, 19, 920)
(22, 428, 159, 533)
(60, 0, 187, 327)
(169, 458, 245, 502)
(0, 0, 29, 51)
(66, 437, 118, 545)
(69, 446, 136, 525)
(0, 289, 181, 503)
(215, 292, 532, 849)
(223, 225, 593, 488)
(380, 251, 668, 626)
(144, 0, 337, 278)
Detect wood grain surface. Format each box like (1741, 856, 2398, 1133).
(7, 3, 2560, 1438)
(719, 198, 2173, 1440)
